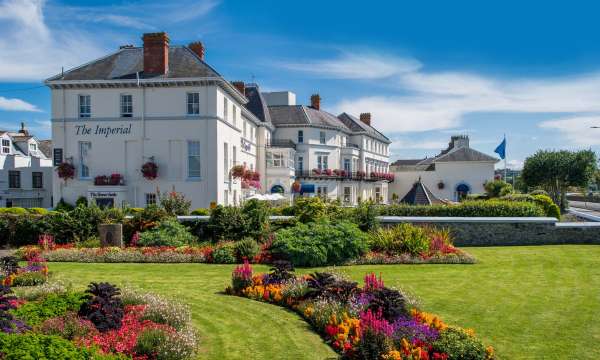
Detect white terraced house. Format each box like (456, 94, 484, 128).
(0, 123, 53, 208)
(46, 32, 393, 208)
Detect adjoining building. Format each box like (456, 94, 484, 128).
(46, 32, 393, 208)
(0, 123, 53, 208)
(389, 135, 498, 202)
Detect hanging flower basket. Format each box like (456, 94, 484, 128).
(437, 181, 445, 190)
(56, 162, 75, 181)
(292, 181, 301, 193)
(141, 161, 158, 180)
(231, 165, 246, 179)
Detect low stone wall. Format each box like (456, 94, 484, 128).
(378, 217, 600, 246)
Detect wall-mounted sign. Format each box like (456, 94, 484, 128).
(241, 138, 252, 152)
(75, 124, 132, 138)
(53, 148, 63, 166)
(90, 192, 117, 197)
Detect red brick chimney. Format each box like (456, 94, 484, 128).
(310, 94, 321, 110)
(231, 81, 245, 95)
(143, 32, 169, 75)
(359, 113, 371, 126)
(188, 41, 205, 61)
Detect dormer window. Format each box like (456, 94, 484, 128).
(29, 143, 37, 154)
(2, 139, 10, 154)
(120, 94, 133, 117)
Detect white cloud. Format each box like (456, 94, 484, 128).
(278, 53, 421, 80)
(0, 96, 40, 112)
(281, 49, 600, 138)
(0, 0, 220, 81)
(539, 116, 600, 146)
(389, 137, 446, 150)
(506, 159, 524, 170)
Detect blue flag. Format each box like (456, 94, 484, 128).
(494, 137, 506, 160)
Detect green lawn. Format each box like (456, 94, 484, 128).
(46, 245, 600, 360)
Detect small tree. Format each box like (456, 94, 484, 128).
(521, 149, 597, 210)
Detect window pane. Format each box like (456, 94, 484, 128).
(188, 141, 201, 177)
(79, 142, 91, 178)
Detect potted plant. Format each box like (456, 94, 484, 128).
(231, 165, 246, 179)
(94, 175, 108, 186)
(325, 169, 333, 176)
(56, 162, 75, 181)
(110, 173, 123, 185)
(141, 160, 158, 180)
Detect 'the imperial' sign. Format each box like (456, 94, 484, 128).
(75, 124, 132, 137)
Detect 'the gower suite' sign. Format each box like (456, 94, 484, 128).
(75, 124, 132, 137)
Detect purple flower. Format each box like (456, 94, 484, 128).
(392, 316, 439, 343)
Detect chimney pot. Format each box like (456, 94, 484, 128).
(231, 81, 245, 95)
(310, 94, 321, 110)
(359, 112, 371, 126)
(188, 41, 205, 60)
(142, 32, 169, 75)
(19, 122, 29, 136)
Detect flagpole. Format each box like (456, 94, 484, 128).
(504, 134, 507, 183)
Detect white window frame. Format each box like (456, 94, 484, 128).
(120, 94, 133, 117)
(232, 106, 237, 127)
(317, 155, 328, 171)
(343, 186, 352, 204)
(243, 120, 247, 138)
(187, 93, 200, 115)
(223, 142, 229, 180)
(344, 158, 351, 173)
(223, 97, 229, 121)
(8, 171, 20, 189)
(79, 95, 91, 118)
(273, 152, 283, 167)
(1, 139, 10, 154)
(79, 141, 91, 179)
(317, 186, 328, 199)
(32, 171, 43, 189)
(298, 130, 304, 143)
(319, 131, 326, 144)
(297, 156, 303, 172)
(145, 193, 157, 206)
(187, 140, 201, 178)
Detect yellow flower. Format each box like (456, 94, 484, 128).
(486, 345, 495, 359)
(304, 306, 314, 318)
(382, 350, 402, 360)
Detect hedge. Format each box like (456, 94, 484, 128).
(378, 200, 545, 217)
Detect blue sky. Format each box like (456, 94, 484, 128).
(2, 0, 600, 169)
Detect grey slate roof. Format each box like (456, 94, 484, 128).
(47, 46, 221, 81)
(337, 112, 391, 143)
(244, 84, 272, 124)
(400, 180, 443, 205)
(268, 105, 351, 130)
(38, 140, 52, 158)
(391, 159, 426, 166)
(435, 147, 498, 163)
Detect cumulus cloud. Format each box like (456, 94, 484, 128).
(278, 53, 421, 80)
(280, 49, 600, 142)
(0, 96, 40, 112)
(539, 116, 600, 146)
(0, 0, 220, 81)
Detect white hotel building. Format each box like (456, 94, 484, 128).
(46, 32, 392, 208)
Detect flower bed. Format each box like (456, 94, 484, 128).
(227, 262, 494, 360)
(0, 251, 48, 287)
(2, 280, 197, 359)
(19, 246, 210, 263)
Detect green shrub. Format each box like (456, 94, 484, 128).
(368, 224, 429, 256)
(0, 207, 27, 215)
(291, 197, 327, 223)
(208, 206, 248, 241)
(212, 242, 237, 264)
(0, 332, 120, 360)
(54, 198, 74, 212)
(27, 207, 49, 215)
(484, 179, 513, 198)
(11, 292, 86, 326)
(39, 311, 97, 340)
(500, 193, 561, 218)
(234, 238, 260, 261)
(158, 189, 191, 216)
(123, 205, 169, 244)
(190, 208, 210, 216)
(76, 196, 88, 207)
(432, 327, 487, 360)
(12, 271, 47, 286)
(271, 220, 368, 267)
(380, 200, 545, 217)
(242, 199, 270, 241)
(353, 201, 379, 232)
(126, 207, 145, 214)
(134, 328, 169, 358)
(77, 237, 101, 248)
(138, 218, 196, 247)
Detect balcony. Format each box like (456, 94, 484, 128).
(294, 170, 394, 182)
(267, 139, 296, 150)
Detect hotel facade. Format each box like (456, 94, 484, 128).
(46, 32, 393, 209)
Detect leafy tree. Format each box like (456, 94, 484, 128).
(521, 150, 597, 210)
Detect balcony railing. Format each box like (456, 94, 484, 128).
(294, 170, 394, 182)
(267, 139, 296, 150)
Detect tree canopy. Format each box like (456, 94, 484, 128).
(521, 149, 597, 210)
